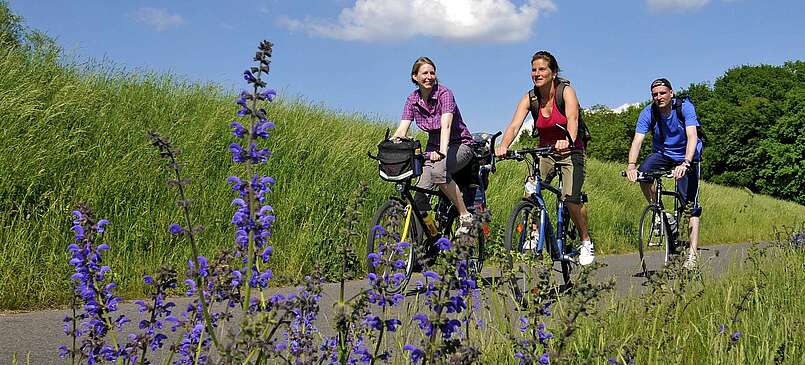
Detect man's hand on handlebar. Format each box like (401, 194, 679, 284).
(672, 163, 688, 180)
(625, 163, 639, 182)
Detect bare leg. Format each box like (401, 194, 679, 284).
(688, 216, 700, 255)
(437, 181, 469, 217)
(567, 202, 591, 241)
(640, 181, 655, 203)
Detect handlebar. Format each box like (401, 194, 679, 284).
(501, 146, 555, 161)
(621, 169, 673, 182)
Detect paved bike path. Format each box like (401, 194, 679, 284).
(0, 243, 753, 364)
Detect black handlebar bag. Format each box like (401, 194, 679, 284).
(376, 139, 423, 181)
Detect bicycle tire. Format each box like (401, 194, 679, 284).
(504, 200, 543, 266)
(446, 214, 485, 285)
(505, 200, 570, 301)
(367, 199, 419, 294)
(637, 205, 671, 277)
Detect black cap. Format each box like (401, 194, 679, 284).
(650, 78, 672, 90)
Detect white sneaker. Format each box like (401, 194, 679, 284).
(523, 231, 539, 250)
(653, 214, 663, 235)
(456, 213, 474, 236)
(578, 240, 595, 265)
(683, 253, 698, 270)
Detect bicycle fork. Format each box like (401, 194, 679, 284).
(401, 204, 414, 243)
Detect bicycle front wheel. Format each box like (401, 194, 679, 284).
(637, 205, 671, 277)
(367, 199, 419, 294)
(504, 200, 545, 267)
(504, 200, 547, 302)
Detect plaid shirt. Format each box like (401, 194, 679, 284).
(401, 84, 473, 152)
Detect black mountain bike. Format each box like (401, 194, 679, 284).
(622, 169, 690, 276)
(368, 132, 501, 293)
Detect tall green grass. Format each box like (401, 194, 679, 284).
(471, 243, 805, 364)
(1, 44, 803, 310)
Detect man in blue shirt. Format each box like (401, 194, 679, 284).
(625, 78, 703, 269)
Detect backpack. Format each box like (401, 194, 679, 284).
(649, 96, 707, 144)
(528, 78, 592, 143)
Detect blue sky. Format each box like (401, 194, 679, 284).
(8, 0, 805, 133)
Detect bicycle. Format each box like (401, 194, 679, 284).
(621, 169, 691, 277)
(367, 131, 501, 293)
(502, 126, 583, 295)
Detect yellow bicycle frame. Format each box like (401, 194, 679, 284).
(401, 203, 414, 242)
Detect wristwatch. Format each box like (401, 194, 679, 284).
(682, 159, 691, 167)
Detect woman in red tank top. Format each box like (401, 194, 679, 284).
(494, 51, 595, 266)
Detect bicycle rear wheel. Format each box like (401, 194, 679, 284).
(637, 205, 671, 277)
(367, 199, 419, 293)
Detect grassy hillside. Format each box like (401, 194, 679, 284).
(1, 43, 803, 310)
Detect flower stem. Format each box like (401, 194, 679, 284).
(167, 151, 219, 347)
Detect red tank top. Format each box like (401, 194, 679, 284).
(535, 95, 585, 150)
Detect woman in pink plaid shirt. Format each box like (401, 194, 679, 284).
(392, 57, 476, 235)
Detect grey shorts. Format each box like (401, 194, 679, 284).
(415, 143, 474, 189)
(540, 150, 586, 204)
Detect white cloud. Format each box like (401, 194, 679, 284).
(279, 0, 556, 43)
(133, 8, 185, 32)
(646, 0, 709, 12)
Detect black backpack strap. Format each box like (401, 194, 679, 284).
(528, 88, 539, 136)
(555, 79, 567, 116)
(673, 97, 686, 125)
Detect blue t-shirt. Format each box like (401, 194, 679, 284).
(636, 101, 703, 161)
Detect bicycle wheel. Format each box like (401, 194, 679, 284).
(637, 205, 671, 276)
(367, 199, 419, 293)
(447, 214, 485, 284)
(504, 200, 544, 266)
(504, 200, 548, 301)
